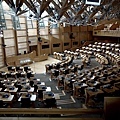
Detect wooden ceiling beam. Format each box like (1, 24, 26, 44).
(4, 0, 15, 8)
(69, 7, 76, 15)
(59, 0, 75, 19)
(40, 0, 53, 16)
(75, 4, 87, 16)
(98, 18, 120, 25)
(52, 1, 60, 12)
(24, 0, 38, 16)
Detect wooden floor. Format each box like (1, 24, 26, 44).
(0, 56, 61, 73)
(0, 117, 104, 120)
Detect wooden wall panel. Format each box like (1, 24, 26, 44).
(72, 26, 79, 32)
(51, 37, 62, 53)
(38, 38, 51, 55)
(80, 26, 87, 31)
(87, 25, 93, 31)
(0, 37, 4, 67)
(63, 26, 71, 32)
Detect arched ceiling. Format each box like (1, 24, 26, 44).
(2, 0, 120, 26)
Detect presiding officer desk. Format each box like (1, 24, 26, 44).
(6, 51, 36, 66)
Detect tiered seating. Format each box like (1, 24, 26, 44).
(0, 65, 58, 108)
(47, 41, 120, 108)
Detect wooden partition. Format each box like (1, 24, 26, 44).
(38, 37, 51, 55)
(104, 97, 120, 120)
(6, 50, 36, 66)
(71, 26, 80, 51)
(79, 26, 88, 46)
(51, 36, 62, 53)
(61, 26, 72, 51)
(0, 37, 4, 67)
(50, 26, 62, 53)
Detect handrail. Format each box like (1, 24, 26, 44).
(0, 108, 103, 115)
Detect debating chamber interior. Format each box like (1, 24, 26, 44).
(0, 0, 120, 120)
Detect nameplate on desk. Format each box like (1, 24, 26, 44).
(2, 94, 9, 98)
(9, 87, 14, 90)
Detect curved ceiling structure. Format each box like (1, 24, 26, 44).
(2, 0, 120, 25)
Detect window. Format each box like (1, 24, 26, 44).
(73, 42, 78, 45)
(53, 43, 60, 47)
(42, 45, 49, 49)
(64, 43, 69, 46)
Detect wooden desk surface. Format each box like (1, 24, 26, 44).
(87, 81, 101, 87)
(86, 88, 104, 97)
(43, 91, 60, 100)
(102, 86, 119, 93)
(74, 82, 88, 89)
(99, 79, 112, 84)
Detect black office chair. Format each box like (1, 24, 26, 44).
(24, 66, 31, 72)
(55, 63, 60, 69)
(30, 81, 34, 87)
(16, 72, 22, 78)
(17, 85, 22, 92)
(44, 98, 56, 108)
(63, 68, 69, 75)
(38, 89, 46, 98)
(21, 98, 31, 108)
(0, 100, 8, 108)
(78, 64, 84, 70)
(7, 66, 14, 72)
(53, 70, 59, 77)
(34, 85, 38, 92)
(27, 72, 32, 78)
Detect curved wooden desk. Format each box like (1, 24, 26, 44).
(6, 51, 36, 66)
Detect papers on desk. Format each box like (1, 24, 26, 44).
(0, 93, 14, 102)
(18, 94, 36, 101)
(38, 86, 51, 91)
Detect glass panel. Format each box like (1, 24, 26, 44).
(28, 29, 37, 36)
(6, 20, 13, 29)
(17, 37, 27, 42)
(18, 43, 27, 48)
(19, 17, 26, 24)
(5, 47, 15, 56)
(4, 38, 15, 46)
(3, 30, 14, 38)
(17, 30, 26, 36)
